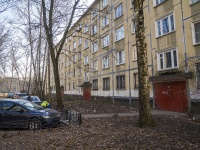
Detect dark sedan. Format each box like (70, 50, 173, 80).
(23, 96, 42, 105)
(0, 99, 60, 130)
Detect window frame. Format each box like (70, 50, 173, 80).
(84, 55, 89, 65)
(92, 59, 98, 71)
(92, 79, 98, 90)
(84, 24, 89, 33)
(91, 24, 97, 35)
(102, 34, 109, 48)
(131, 19, 136, 34)
(84, 39, 89, 49)
(115, 26, 124, 41)
(115, 3, 123, 19)
(190, 0, 200, 4)
(116, 50, 125, 65)
(102, 55, 110, 69)
(155, 13, 175, 37)
(102, 0, 108, 9)
(116, 75, 125, 90)
(157, 49, 178, 71)
(192, 21, 200, 45)
(78, 52, 82, 60)
(103, 78, 110, 90)
(102, 14, 109, 28)
(154, 0, 165, 6)
(92, 42, 98, 53)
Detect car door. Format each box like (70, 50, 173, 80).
(0, 102, 29, 128)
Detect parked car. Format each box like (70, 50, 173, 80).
(23, 96, 42, 105)
(7, 92, 15, 98)
(0, 99, 60, 130)
(15, 93, 28, 99)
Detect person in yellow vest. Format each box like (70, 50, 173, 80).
(41, 100, 51, 108)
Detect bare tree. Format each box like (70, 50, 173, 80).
(41, 0, 81, 109)
(132, 0, 154, 127)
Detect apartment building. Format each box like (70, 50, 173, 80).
(47, 0, 200, 112)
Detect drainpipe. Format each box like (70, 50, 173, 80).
(181, 0, 191, 110)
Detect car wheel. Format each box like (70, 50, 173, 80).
(28, 119, 41, 130)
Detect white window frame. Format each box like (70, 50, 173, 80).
(131, 19, 136, 34)
(73, 42, 76, 49)
(102, 0, 108, 9)
(116, 50, 125, 65)
(102, 34, 109, 48)
(115, 26, 124, 41)
(78, 52, 82, 60)
(102, 55, 109, 69)
(192, 21, 200, 45)
(84, 55, 89, 65)
(154, 0, 165, 6)
(72, 54, 76, 62)
(115, 3, 123, 19)
(132, 45, 137, 61)
(155, 13, 175, 37)
(157, 49, 178, 71)
(78, 38, 82, 45)
(103, 78, 110, 90)
(190, 0, 200, 4)
(84, 39, 89, 49)
(92, 59, 98, 71)
(92, 24, 97, 35)
(92, 42, 98, 53)
(84, 72, 89, 82)
(84, 24, 89, 33)
(92, 9, 97, 18)
(78, 67, 82, 75)
(102, 14, 109, 28)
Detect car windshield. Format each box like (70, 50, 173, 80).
(18, 101, 44, 111)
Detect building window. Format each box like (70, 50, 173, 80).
(78, 52, 82, 60)
(73, 82, 76, 90)
(103, 78, 110, 90)
(102, 34, 109, 48)
(84, 55, 89, 65)
(72, 54, 76, 62)
(157, 49, 178, 70)
(132, 45, 137, 61)
(133, 73, 138, 89)
(102, 14, 109, 28)
(116, 50, 125, 65)
(92, 42, 98, 53)
(84, 24, 89, 33)
(92, 79, 98, 90)
(92, 9, 97, 18)
(73, 69, 76, 76)
(102, 0, 108, 9)
(78, 67, 82, 75)
(78, 38, 82, 45)
(116, 75, 125, 89)
(154, 0, 165, 6)
(132, 20, 136, 33)
(84, 39, 89, 49)
(84, 72, 89, 82)
(196, 63, 200, 88)
(102, 55, 109, 69)
(190, 0, 200, 4)
(92, 24, 97, 35)
(73, 42, 76, 49)
(68, 83, 70, 91)
(92, 59, 98, 71)
(115, 26, 124, 41)
(115, 3, 123, 19)
(156, 13, 175, 37)
(192, 21, 200, 45)
(73, 30, 76, 36)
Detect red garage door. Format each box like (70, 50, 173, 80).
(154, 81, 188, 112)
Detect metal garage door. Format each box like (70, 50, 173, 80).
(154, 81, 188, 112)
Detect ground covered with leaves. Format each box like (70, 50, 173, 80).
(1, 100, 200, 149)
(0, 116, 200, 150)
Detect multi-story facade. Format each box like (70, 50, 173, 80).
(47, 0, 200, 112)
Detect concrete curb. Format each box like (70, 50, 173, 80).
(82, 110, 187, 119)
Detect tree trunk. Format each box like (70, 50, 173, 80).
(133, 0, 154, 127)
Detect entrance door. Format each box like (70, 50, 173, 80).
(154, 81, 188, 112)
